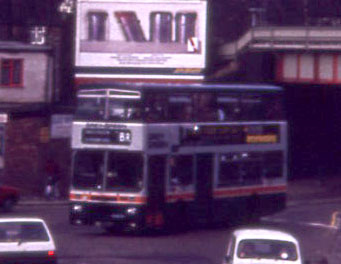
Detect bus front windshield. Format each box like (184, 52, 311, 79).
(107, 98, 142, 121)
(75, 97, 143, 121)
(106, 152, 143, 192)
(76, 97, 106, 120)
(72, 151, 143, 192)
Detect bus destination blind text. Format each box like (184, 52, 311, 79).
(82, 129, 131, 145)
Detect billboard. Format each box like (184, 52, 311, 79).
(75, 0, 207, 79)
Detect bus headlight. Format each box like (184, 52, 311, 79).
(73, 204, 83, 212)
(127, 207, 138, 215)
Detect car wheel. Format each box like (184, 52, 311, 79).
(2, 198, 15, 212)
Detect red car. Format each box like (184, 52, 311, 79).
(0, 185, 20, 212)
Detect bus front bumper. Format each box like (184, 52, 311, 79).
(69, 202, 146, 230)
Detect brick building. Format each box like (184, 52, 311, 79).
(0, 40, 71, 197)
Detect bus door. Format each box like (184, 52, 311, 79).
(147, 155, 166, 227)
(195, 153, 214, 224)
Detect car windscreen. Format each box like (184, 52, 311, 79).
(0, 222, 50, 242)
(237, 239, 298, 261)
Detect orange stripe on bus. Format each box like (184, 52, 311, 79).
(133, 196, 147, 203)
(166, 193, 195, 202)
(69, 192, 147, 204)
(213, 185, 287, 198)
(69, 193, 90, 200)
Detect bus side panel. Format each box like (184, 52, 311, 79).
(212, 192, 286, 225)
(212, 197, 249, 224)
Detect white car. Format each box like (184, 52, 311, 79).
(0, 218, 57, 264)
(223, 228, 303, 264)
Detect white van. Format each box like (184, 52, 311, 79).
(0, 218, 57, 264)
(223, 228, 303, 264)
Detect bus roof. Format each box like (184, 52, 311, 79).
(78, 82, 283, 93)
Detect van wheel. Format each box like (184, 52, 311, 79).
(2, 198, 15, 212)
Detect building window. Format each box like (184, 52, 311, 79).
(1, 59, 23, 87)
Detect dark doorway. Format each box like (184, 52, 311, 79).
(194, 153, 214, 224)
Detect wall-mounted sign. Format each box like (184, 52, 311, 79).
(51, 114, 73, 139)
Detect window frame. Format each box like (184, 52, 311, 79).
(236, 239, 298, 261)
(217, 152, 264, 188)
(0, 59, 24, 88)
(105, 151, 144, 193)
(168, 154, 195, 192)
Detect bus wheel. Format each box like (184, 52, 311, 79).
(168, 202, 189, 232)
(103, 223, 124, 234)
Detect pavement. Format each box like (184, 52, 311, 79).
(17, 175, 341, 207)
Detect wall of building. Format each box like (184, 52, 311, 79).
(3, 115, 47, 194)
(3, 114, 71, 197)
(283, 83, 341, 178)
(0, 52, 52, 103)
(277, 53, 341, 85)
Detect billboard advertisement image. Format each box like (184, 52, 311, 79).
(75, 0, 207, 79)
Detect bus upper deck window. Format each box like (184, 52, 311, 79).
(240, 95, 263, 120)
(193, 93, 219, 121)
(145, 106, 163, 121)
(168, 94, 192, 122)
(145, 94, 166, 122)
(183, 105, 194, 121)
(126, 107, 142, 120)
(107, 99, 142, 121)
(76, 97, 105, 120)
(108, 100, 125, 120)
(217, 95, 240, 121)
(265, 96, 284, 120)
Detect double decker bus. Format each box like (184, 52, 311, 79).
(69, 82, 287, 231)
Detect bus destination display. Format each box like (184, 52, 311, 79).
(82, 128, 131, 145)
